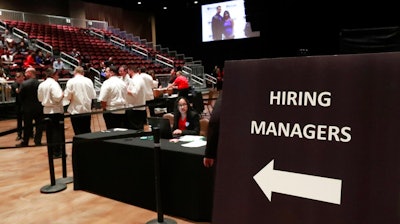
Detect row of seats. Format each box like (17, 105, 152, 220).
(6, 20, 185, 70)
(4, 20, 172, 73)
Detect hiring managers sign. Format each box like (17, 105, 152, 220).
(212, 52, 400, 223)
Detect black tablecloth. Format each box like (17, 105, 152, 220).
(72, 131, 214, 221)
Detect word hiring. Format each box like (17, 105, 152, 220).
(270, 91, 331, 107)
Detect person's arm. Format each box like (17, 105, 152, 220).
(51, 82, 64, 103)
(37, 84, 44, 103)
(10, 82, 17, 96)
(98, 82, 108, 110)
(203, 94, 222, 167)
(167, 81, 175, 89)
(101, 101, 107, 110)
(63, 80, 72, 101)
(172, 112, 179, 133)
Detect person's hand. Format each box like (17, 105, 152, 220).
(172, 129, 182, 135)
(203, 158, 215, 168)
(169, 138, 179, 143)
(69, 94, 73, 103)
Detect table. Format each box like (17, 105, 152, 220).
(72, 130, 214, 221)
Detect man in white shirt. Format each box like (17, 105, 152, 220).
(125, 65, 147, 130)
(1, 49, 15, 66)
(139, 66, 156, 120)
(1, 49, 16, 76)
(53, 57, 65, 72)
(64, 66, 96, 135)
(118, 64, 130, 85)
(37, 68, 64, 158)
(140, 66, 155, 102)
(98, 65, 127, 129)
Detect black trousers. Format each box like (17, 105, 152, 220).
(103, 113, 126, 129)
(125, 109, 147, 130)
(22, 110, 44, 145)
(71, 114, 91, 135)
(16, 105, 23, 137)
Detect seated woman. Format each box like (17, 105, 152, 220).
(172, 96, 200, 136)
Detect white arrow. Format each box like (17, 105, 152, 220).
(253, 159, 342, 205)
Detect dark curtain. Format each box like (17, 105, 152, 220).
(340, 26, 400, 54)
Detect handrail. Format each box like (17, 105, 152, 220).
(11, 27, 28, 39)
(35, 39, 53, 55)
(155, 59, 173, 68)
(204, 73, 217, 85)
(182, 65, 192, 72)
(131, 44, 149, 59)
(0, 20, 7, 30)
(93, 76, 102, 90)
(0, 82, 12, 103)
(190, 75, 203, 86)
(60, 51, 79, 69)
(155, 54, 174, 68)
(89, 29, 105, 39)
(89, 67, 102, 93)
(182, 70, 191, 76)
(110, 35, 125, 48)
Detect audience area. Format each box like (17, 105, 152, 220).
(0, 19, 186, 80)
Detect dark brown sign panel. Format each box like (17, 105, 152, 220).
(212, 52, 400, 223)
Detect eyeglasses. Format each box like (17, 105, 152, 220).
(178, 103, 187, 107)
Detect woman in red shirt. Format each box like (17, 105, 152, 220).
(172, 96, 200, 136)
(23, 51, 36, 68)
(167, 71, 190, 96)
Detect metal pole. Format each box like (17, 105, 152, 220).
(146, 127, 176, 224)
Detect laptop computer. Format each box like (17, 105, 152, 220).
(147, 117, 174, 139)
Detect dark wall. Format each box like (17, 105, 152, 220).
(154, 3, 341, 73)
(0, 0, 70, 16)
(154, 0, 400, 73)
(2, 0, 399, 74)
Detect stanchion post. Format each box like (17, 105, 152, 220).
(146, 127, 177, 224)
(56, 119, 73, 185)
(40, 117, 67, 193)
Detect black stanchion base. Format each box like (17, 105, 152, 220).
(56, 176, 73, 185)
(146, 218, 177, 224)
(40, 183, 67, 194)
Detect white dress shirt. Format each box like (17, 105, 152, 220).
(141, 72, 155, 101)
(126, 73, 146, 111)
(64, 74, 96, 115)
(98, 76, 127, 114)
(37, 77, 64, 114)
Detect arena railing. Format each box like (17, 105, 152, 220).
(0, 8, 107, 30)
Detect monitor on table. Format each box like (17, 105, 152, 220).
(147, 117, 174, 139)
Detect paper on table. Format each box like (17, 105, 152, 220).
(181, 140, 207, 148)
(113, 128, 128, 131)
(168, 94, 179, 98)
(179, 135, 205, 142)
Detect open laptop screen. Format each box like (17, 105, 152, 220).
(147, 117, 174, 139)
